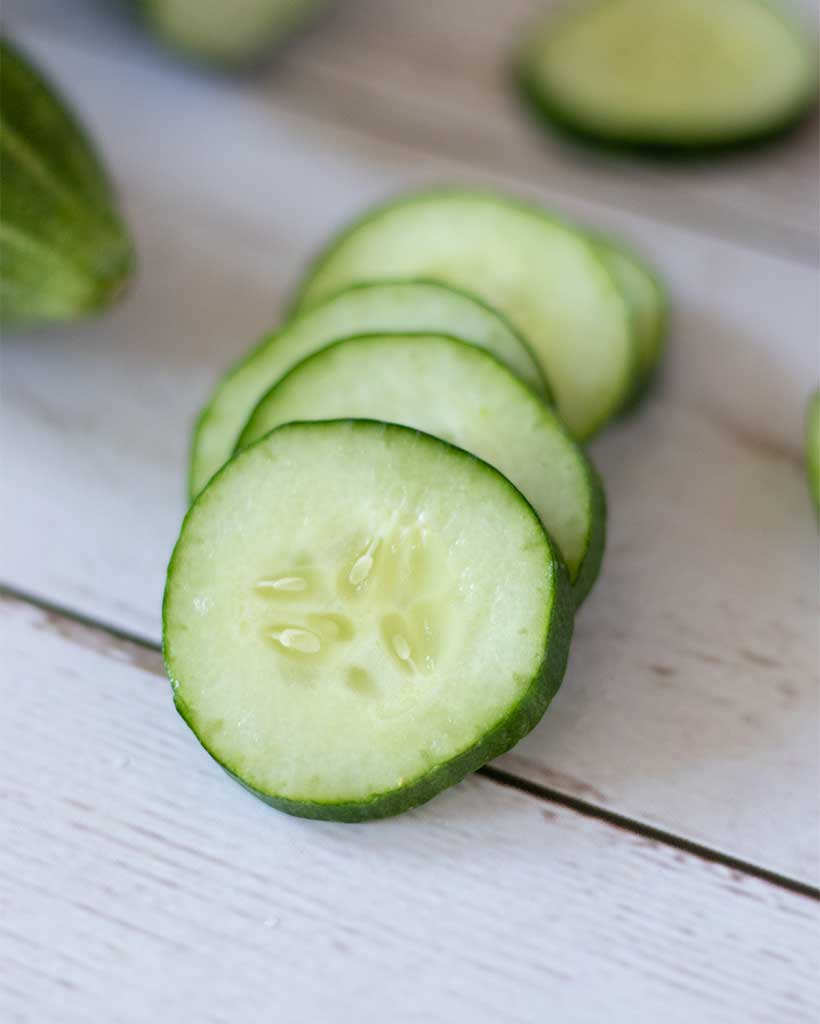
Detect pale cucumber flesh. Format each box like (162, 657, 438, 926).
(293, 191, 635, 440)
(521, 0, 818, 147)
(190, 279, 545, 498)
(164, 421, 572, 820)
(239, 333, 605, 603)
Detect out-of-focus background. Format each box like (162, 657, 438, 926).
(7, 0, 820, 258)
(2, 2, 819, 1022)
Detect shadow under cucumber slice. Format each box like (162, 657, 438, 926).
(164, 420, 574, 822)
(189, 279, 546, 499)
(238, 333, 605, 605)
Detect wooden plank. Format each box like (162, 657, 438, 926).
(4, 0, 819, 262)
(1, 32, 818, 884)
(2, 594, 818, 1024)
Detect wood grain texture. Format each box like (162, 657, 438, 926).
(1, 31, 818, 885)
(4, 0, 818, 262)
(270, 0, 820, 264)
(2, 594, 819, 1024)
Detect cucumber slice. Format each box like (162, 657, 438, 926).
(292, 190, 635, 440)
(808, 390, 820, 518)
(516, 0, 818, 153)
(592, 236, 667, 396)
(134, 0, 325, 66)
(163, 420, 573, 821)
(0, 38, 134, 325)
(189, 279, 546, 498)
(238, 333, 605, 604)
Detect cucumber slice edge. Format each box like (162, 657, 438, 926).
(318, 276, 552, 397)
(137, 0, 326, 67)
(591, 233, 669, 404)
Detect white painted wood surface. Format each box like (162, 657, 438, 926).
(2, 29, 818, 885)
(5, 0, 819, 262)
(2, 595, 819, 1024)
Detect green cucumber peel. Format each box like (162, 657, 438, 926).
(0, 37, 134, 326)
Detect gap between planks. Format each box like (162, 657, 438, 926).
(4, 582, 818, 905)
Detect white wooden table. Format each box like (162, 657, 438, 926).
(2, 3, 819, 1021)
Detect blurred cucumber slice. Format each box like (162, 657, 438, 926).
(517, 0, 818, 153)
(136, 0, 325, 65)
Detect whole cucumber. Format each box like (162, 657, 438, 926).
(0, 38, 134, 326)
(132, 0, 326, 66)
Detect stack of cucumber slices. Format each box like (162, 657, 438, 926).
(164, 189, 667, 821)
